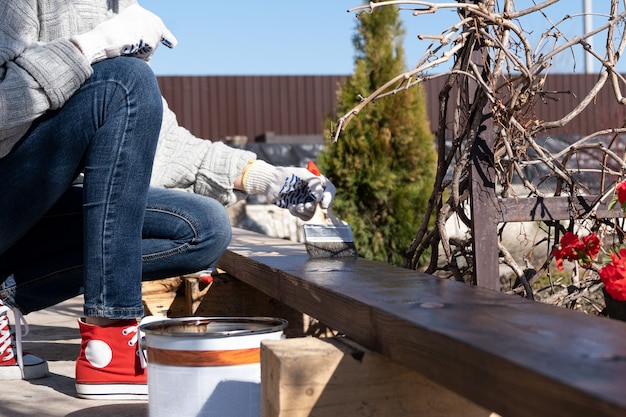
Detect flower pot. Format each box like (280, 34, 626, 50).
(603, 287, 626, 322)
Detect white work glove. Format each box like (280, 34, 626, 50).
(70, 4, 177, 64)
(243, 160, 336, 221)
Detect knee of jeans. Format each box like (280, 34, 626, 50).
(168, 196, 232, 265)
(199, 200, 232, 257)
(144, 192, 233, 269)
(94, 57, 162, 109)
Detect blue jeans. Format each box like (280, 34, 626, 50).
(0, 58, 231, 318)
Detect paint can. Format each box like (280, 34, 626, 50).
(140, 316, 287, 417)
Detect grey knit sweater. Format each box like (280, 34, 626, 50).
(0, 0, 255, 206)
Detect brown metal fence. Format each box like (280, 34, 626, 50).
(157, 75, 347, 143)
(157, 74, 626, 142)
(423, 74, 626, 139)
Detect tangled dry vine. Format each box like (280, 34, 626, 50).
(337, 0, 626, 314)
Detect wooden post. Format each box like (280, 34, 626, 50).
(465, 0, 500, 290)
(261, 337, 496, 417)
(469, 95, 499, 290)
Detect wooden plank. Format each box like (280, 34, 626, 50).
(216, 227, 626, 417)
(141, 277, 183, 317)
(498, 195, 625, 222)
(193, 271, 306, 338)
(261, 337, 495, 417)
(181, 272, 212, 316)
(470, 121, 499, 290)
(468, 42, 500, 290)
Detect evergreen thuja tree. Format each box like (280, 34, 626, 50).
(318, 3, 436, 266)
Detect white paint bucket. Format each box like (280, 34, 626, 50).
(140, 317, 287, 417)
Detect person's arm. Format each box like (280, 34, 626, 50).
(152, 99, 335, 220)
(0, 2, 92, 158)
(0, 2, 176, 159)
(150, 99, 257, 206)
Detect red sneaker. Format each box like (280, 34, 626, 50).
(0, 303, 48, 380)
(75, 318, 148, 400)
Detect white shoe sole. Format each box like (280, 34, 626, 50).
(75, 382, 148, 400)
(0, 358, 48, 380)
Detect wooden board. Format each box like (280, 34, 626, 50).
(141, 277, 183, 317)
(498, 195, 625, 222)
(194, 271, 305, 337)
(216, 227, 626, 417)
(261, 337, 495, 417)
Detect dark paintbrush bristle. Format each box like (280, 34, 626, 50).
(305, 241, 358, 258)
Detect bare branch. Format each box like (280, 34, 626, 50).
(339, 1, 626, 311)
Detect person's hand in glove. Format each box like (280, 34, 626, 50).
(70, 4, 177, 64)
(241, 160, 336, 221)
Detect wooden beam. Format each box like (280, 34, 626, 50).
(141, 277, 183, 317)
(467, 19, 500, 290)
(470, 127, 499, 290)
(497, 195, 625, 222)
(192, 271, 307, 338)
(216, 228, 626, 417)
(261, 337, 495, 417)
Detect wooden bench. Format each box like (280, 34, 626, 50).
(207, 227, 626, 417)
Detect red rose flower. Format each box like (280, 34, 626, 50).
(617, 181, 626, 206)
(580, 233, 600, 265)
(552, 232, 600, 270)
(599, 248, 626, 301)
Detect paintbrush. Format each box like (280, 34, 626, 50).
(302, 161, 358, 258)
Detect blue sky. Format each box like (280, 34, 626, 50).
(145, 1, 624, 76)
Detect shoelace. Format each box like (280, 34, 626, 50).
(0, 304, 29, 375)
(0, 308, 12, 362)
(121, 323, 147, 369)
(125, 316, 168, 369)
